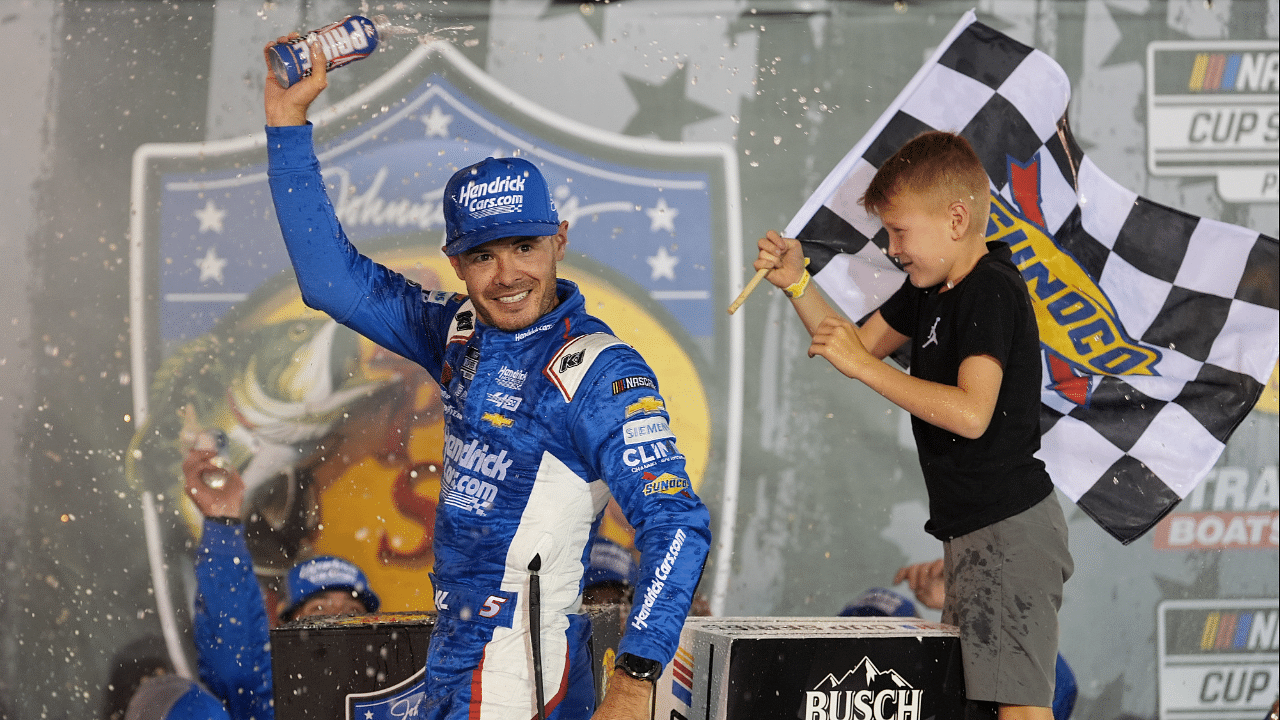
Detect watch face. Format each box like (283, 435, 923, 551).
(616, 652, 662, 680)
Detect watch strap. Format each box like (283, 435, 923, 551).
(614, 652, 662, 682)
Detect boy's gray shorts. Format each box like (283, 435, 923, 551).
(942, 493, 1073, 707)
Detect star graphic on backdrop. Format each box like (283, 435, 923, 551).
(194, 199, 226, 234)
(1096, 1, 1190, 70)
(646, 246, 679, 281)
(645, 197, 679, 233)
(195, 247, 228, 284)
(621, 64, 718, 141)
(421, 104, 454, 137)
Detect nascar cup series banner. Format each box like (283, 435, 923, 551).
(787, 11, 1280, 545)
(126, 40, 739, 677)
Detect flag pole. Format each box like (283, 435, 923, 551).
(727, 267, 769, 315)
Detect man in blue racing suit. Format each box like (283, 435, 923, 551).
(261, 37, 712, 719)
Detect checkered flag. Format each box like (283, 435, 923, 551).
(788, 11, 1279, 544)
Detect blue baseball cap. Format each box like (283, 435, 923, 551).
(280, 555, 380, 621)
(442, 157, 560, 256)
(838, 587, 919, 618)
(583, 536, 638, 589)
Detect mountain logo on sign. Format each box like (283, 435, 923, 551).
(804, 656, 924, 720)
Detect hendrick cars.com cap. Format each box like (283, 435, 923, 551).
(280, 555, 380, 621)
(442, 156, 560, 256)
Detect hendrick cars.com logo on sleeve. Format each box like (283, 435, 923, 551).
(1158, 599, 1279, 720)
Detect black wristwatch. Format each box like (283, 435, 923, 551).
(614, 652, 662, 683)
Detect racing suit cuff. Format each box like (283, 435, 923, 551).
(265, 123, 317, 174)
(616, 634, 672, 670)
(200, 517, 248, 557)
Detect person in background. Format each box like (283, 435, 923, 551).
(102, 635, 174, 720)
(837, 587, 920, 619)
(183, 447, 380, 720)
(123, 675, 230, 720)
(582, 536, 639, 607)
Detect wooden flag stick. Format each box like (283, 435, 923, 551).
(727, 267, 770, 315)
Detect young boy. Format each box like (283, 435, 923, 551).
(755, 131, 1072, 719)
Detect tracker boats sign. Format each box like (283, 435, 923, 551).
(127, 40, 740, 677)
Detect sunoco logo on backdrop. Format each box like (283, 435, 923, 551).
(803, 657, 924, 720)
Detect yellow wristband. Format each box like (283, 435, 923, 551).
(783, 269, 810, 299)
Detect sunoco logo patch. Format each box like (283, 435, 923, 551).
(641, 472, 689, 496)
(803, 657, 923, 720)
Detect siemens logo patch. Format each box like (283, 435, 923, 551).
(623, 417, 674, 445)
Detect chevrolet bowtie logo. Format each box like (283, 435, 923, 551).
(481, 412, 513, 428)
(625, 396, 665, 418)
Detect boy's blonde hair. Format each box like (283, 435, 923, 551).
(860, 131, 991, 236)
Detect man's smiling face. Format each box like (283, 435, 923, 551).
(448, 222, 569, 332)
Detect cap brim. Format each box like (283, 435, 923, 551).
(444, 220, 561, 256)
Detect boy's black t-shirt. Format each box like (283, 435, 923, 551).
(878, 240, 1054, 541)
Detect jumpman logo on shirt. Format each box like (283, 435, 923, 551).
(922, 316, 941, 348)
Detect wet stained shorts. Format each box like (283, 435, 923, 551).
(942, 493, 1074, 707)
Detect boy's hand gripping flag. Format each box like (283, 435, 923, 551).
(787, 10, 1279, 544)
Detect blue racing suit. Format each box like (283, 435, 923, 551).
(193, 518, 274, 720)
(267, 123, 712, 718)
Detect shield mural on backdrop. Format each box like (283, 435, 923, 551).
(126, 40, 741, 670)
